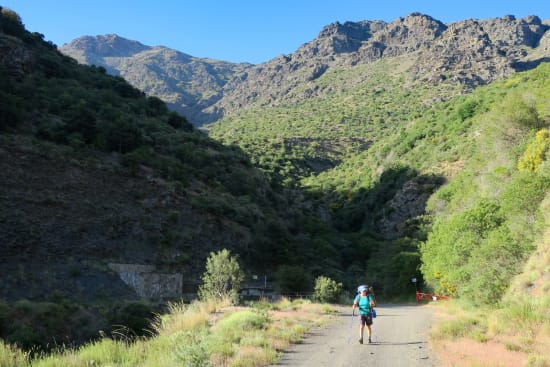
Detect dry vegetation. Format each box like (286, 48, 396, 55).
(0, 297, 336, 367)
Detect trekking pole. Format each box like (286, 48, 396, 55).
(371, 309, 378, 344)
(347, 310, 355, 344)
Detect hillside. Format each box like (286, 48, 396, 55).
(0, 7, 327, 347)
(2, 5, 550, 355)
(6, 3, 550, 300)
(60, 34, 251, 124)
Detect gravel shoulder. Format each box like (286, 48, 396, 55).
(271, 304, 437, 367)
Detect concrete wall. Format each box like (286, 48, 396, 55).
(108, 263, 182, 299)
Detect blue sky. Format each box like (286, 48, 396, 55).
(3, 1, 550, 64)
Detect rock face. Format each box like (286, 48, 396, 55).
(60, 13, 550, 126)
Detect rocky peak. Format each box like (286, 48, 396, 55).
(480, 15, 548, 49)
(368, 13, 447, 56)
(398, 12, 447, 35)
(61, 34, 151, 59)
(305, 20, 385, 56)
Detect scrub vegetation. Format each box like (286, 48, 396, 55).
(1, 7, 549, 366)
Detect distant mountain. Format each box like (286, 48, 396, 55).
(60, 34, 251, 124)
(61, 14, 550, 126)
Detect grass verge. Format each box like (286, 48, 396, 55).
(429, 298, 550, 367)
(0, 297, 336, 367)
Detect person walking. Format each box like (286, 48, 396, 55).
(352, 285, 376, 344)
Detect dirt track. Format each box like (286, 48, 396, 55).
(271, 304, 437, 367)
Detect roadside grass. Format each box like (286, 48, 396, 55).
(0, 297, 336, 367)
(430, 297, 550, 367)
(0, 342, 28, 367)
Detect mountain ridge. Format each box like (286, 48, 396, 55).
(61, 13, 550, 126)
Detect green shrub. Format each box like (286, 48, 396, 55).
(0, 7, 25, 36)
(420, 199, 505, 298)
(0, 91, 23, 130)
(198, 249, 244, 305)
(174, 329, 210, 367)
(108, 301, 155, 337)
(313, 276, 343, 303)
(518, 129, 550, 172)
(501, 91, 541, 128)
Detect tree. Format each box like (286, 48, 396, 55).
(0, 7, 25, 37)
(198, 249, 244, 305)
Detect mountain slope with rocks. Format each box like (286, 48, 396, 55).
(61, 34, 251, 124)
(61, 13, 550, 126)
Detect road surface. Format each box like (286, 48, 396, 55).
(271, 304, 437, 367)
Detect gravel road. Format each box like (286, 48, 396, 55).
(271, 304, 437, 367)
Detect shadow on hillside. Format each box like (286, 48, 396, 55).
(511, 57, 550, 72)
(331, 165, 445, 238)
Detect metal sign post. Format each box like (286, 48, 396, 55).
(411, 277, 418, 292)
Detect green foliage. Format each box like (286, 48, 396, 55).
(0, 90, 23, 131)
(461, 227, 526, 304)
(0, 7, 25, 37)
(214, 310, 269, 339)
(431, 315, 487, 341)
(174, 328, 211, 367)
(108, 301, 155, 337)
(0, 300, 86, 351)
(198, 249, 245, 304)
(420, 199, 506, 300)
(275, 265, 313, 294)
(501, 91, 542, 129)
(312, 276, 343, 303)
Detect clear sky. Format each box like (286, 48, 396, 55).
(3, 1, 550, 64)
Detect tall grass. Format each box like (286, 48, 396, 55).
(0, 298, 334, 367)
(0, 342, 28, 367)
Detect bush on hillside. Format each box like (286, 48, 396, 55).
(501, 91, 541, 129)
(108, 301, 155, 337)
(518, 129, 550, 172)
(313, 276, 343, 303)
(0, 7, 25, 37)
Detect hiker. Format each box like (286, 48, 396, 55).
(352, 285, 376, 344)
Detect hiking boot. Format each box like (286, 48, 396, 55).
(359, 338, 363, 344)
(368, 337, 372, 344)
